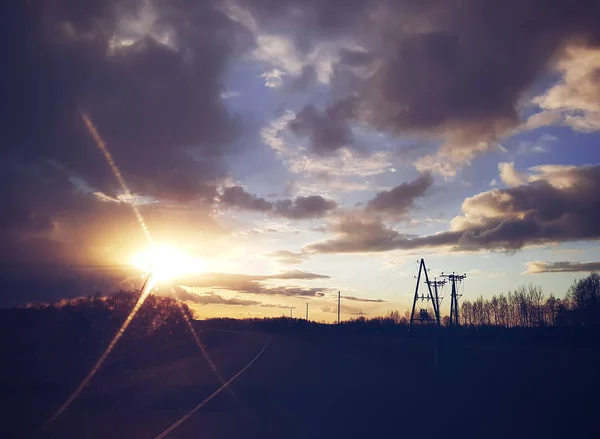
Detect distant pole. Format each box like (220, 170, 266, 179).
(306, 302, 309, 320)
(290, 308, 293, 319)
(337, 291, 341, 324)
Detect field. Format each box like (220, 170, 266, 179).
(1, 311, 599, 438)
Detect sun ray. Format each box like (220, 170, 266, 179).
(170, 288, 237, 399)
(81, 112, 154, 247)
(40, 113, 159, 430)
(41, 273, 155, 430)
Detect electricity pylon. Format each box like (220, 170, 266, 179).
(425, 278, 446, 319)
(410, 259, 440, 327)
(441, 272, 467, 326)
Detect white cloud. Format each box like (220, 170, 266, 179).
(415, 137, 505, 178)
(289, 149, 392, 178)
(498, 162, 526, 187)
(262, 113, 392, 181)
(252, 35, 304, 74)
(261, 111, 296, 155)
(532, 45, 600, 132)
(261, 68, 286, 88)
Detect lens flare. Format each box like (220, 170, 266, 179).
(170, 288, 236, 399)
(41, 112, 229, 432)
(81, 112, 154, 247)
(42, 273, 155, 430)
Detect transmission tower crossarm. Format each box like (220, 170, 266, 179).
(421, 262, 439, 326)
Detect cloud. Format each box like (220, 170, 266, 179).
(178, 270, 331, 297)
(219, 186, 337, 219)
(220, 186, 273, 212)
(498, 162, 526, 187)
(526, 261, 600, 274)
(288, 97, 357, 155)
(366, 173, 433, 216)
(238, 0, 600, 172)
(267, 270, 329, 280)
(273, 196, 338, 219)
(287, 149, 392, 178)
(171, 287, 297, 309)
(533, 46, 600, 132)
(266, 250, 307, 265)
(262, 111, 393, 179)
(252, 35, 304, 75)
(0, 0, 252, 304)
(3, 0, 244, 201)
(261, 68, 286, 88)
(343, 296, 386, 303)
(306, 164, 600, 253)
(175, 290, 262, 306)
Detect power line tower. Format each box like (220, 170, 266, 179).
(425, 278, 446, 318)
(440, 272, 467, 326)
(410, 259, 440, 328)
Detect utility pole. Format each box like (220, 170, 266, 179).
(410, 259, 440, 328)
(337, 291, 341, 324)
(441, 272, 467, 326)
(290, 308, 293, 319)
(306, 302, 309, 321)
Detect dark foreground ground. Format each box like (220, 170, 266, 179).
(1, 316, 600, 439)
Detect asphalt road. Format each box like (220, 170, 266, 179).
(3, 327, 600, 439)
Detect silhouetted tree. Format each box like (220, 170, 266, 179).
(565, 272, 600, 327)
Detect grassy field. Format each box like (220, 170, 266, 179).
(1, 311, 599, 438)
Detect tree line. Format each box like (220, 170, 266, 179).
(460, 272, 600, 328)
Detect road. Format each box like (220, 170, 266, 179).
(3, 327, 600, 438)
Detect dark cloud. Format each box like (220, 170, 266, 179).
(219, 186, 337, 219)
(0, 262, 140, 307)
(268, 270, 329, 280)
(339, 48, 374, 67)
(274, 196, 338, 219)
(266, 250, 307, 265)
(305, 215, 429, 254)
(240, 0, 600, 162)
(527, 261, 600, 274)
(163, 287, 299, 310)
(178, 270, 331, 297)
(366, 173, 433, 216)
(220, 186, 273, 212)
(3, 0, 245, 200)
(173, 290, 262, 306)
(306, 165, 600, 254)
(288, 97, 357, 155)
(0, 0, 251, 305)
(343, 296, 386, 303)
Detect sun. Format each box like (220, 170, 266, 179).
(130, 244, 205, 282)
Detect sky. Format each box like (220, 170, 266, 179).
(2, 0, 600, 321)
